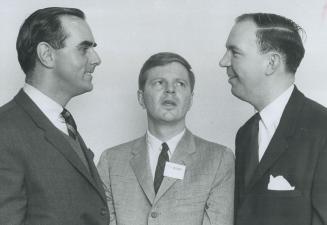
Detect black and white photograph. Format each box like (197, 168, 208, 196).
(0, 0, 327, 224)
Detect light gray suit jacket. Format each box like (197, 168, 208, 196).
(97, 130, 234, 225)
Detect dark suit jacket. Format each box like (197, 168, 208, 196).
(0, 90, 109, 225)
(235, 87, 327, 225)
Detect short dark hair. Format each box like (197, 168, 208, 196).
(236, 13, 305, 74)
(16, 7, 85, 76)
(138, 52, 195, 91)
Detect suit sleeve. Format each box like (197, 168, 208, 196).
(97, 151, 117, 225)
(0, 145, 26, 225)
(312, 136, 327, 225)
(203, 148, 235, 225)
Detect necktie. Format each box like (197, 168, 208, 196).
(154, 142, 169, 194)
(61, 108, 91, 173)
(244, 112, 261, 187)
(61, 108, 78, 140)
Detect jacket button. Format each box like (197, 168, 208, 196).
(151, 212, 158, 218)
(100, 208, 107, 216)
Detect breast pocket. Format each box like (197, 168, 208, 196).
(173, 172, 212, 201)
(265, 189, 302, 198)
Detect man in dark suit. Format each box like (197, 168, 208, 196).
(0, 7, 109, 225)
(219, 13, 327, 225)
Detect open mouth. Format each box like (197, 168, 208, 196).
(227, 68, 237, 81)
(84, 72, 93, 78)
(162, 100, 177, 107)
(228, 75, 237, 80)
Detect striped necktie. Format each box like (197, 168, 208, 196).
(61, 108, 78, 140)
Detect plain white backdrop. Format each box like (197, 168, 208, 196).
(1, 0, 327, 163)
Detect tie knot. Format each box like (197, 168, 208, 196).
(61, 108, 77, 139)
(61, 108, 77, 129)
(161, 142, 169, 153)
(253, 112, 261, 123)
(61, 108, 71, 120)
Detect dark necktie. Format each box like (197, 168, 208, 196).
(61, 108, 92, 173)
(154, 142, 169, 194)
(61, 108, 78, 140)
(244, 112, 261, 187)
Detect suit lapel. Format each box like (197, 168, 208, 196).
(246, 87, 305, 192)
(130, 136, 156, 204)
(236, 118, 255, 196)
(77, 134, 107, 202)
(14, 90, 106, 202)
(153, 130, 196, 204)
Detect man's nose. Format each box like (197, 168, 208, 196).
(90, 48, 101, 66)
(165, 82, 176, 93)
(219, 51, 231, 67)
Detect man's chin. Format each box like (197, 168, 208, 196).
(73, 84, 93, 96)
(231, 87, 240, 98)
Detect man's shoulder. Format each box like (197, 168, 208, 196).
(302, 94, 327, 118)
(0, 97, 24, 125)
(188, 133, 234, 173)
(297, 95, 327, 135)
(191, 132, 234, 158)
(100, 136, 145, 158)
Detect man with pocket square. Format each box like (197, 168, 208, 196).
(219, 13, 327, 225)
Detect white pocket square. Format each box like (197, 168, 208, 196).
(268, 175, 295, 191)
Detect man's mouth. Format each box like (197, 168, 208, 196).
(226, 68, 237, 81)
(162, 100, 177, 107)
(86, 68, 95, 75)
(227, 69, 237, 81)
(228, 74, 237, 80)
(84, 72, 93, 80)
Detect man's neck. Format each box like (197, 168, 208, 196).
(26, 80, 70, 107)
(253, 76, 294, 111)
(147, 120, 186, 142)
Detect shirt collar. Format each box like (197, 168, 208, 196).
(259, 84, 294, 131)
(146, 129, 186, 155)
(23, 83, 64, 123)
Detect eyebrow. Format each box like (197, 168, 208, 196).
(78, 40, 97, 48)
(226, 44, 240, 51)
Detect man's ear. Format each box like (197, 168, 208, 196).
(137, 90, 146, 109)
(36, 42, 55, 68)
(265, 52, 282, 75)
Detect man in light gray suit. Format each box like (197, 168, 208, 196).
(98, 52, 234, 225)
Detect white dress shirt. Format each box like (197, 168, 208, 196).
(257, 85, 294, 161)
(146, 129, 185, 180)
(23, 83, 68, 135)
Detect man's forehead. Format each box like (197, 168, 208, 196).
(60, 15, 96, 45)
(59, 15, 85, 27)
(232, 20, 257, 37)
(148, 62, 189, 74)
(226, 20, 258, 46)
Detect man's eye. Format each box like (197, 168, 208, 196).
(154, 80, 163, 85)
(176, 82, 185, 87)
(80, 47, 89, 54)
(231, 50, 240, 56)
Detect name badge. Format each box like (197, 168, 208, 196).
(164, 162, 186, 180)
